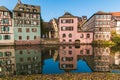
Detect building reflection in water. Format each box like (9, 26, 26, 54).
(110, 46, 120, 73)
(15, 45, 42, 75)
(93, 47, 110, 72)
(59, 45, 93, 72)
(0, 45, 119, 76)
(0, 46, 15, 76)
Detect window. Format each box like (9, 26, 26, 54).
(86, 49, 90, 54)
(0, 52, 3, 57)
(63, 39, 66, 42)
(69, 33, 72, 38)
(61, 26, 73, 31)
(19, 8, 24, 11)
(2, 19, 9, 24)
(61, 19, 73, 23)
(95, 35, 98, 38)
(2, 26, 9, 31)
(26, 14, 29, 17)
(99, 35, 101, 38)
(107, 35, 109, 38)
(27, 57, 31, 61)
(18, 28, 22, 32)
(19, 20, 22, 24)
(80, 50, 83, 54)
(4, 35, 10, 40)
(20, 58, 24, 62)
(33, 21, 37, 25)
(99, 28, 102, 31)
(26, 28, 30, 32)
(69, 46, 72, 49)
(80, 34, 84, 38)
(33, 9, 37, 12)
(19, 36, 22, 40)
(61, 20, 66, 23)
(0, 35, 2, 40)
(62, 34, 66, 38)
(3, 12, 7, 16)
(27, 36, 29, 40)
(17, 13, 22, 17)
(61, 26, 66, 31)
(4, 52, 11, 56)
(86, 34, 90, 38)
(69, 50, 72, 55)
(96, 15, 99, 18)
(26, 20, 30, 24)
(69, 39, 72, 42)
(32, 28, 37, 32)
(27, 50, 30, 54)
(19, 51, 23, 54)
(34, 36, 37, 40)
(26, 8, 30, 12)
(33, 15, 37, 18)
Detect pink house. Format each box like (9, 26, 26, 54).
(59, 12, 93, 44)
(59, 45, 93, 70)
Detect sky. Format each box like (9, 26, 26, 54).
(0, 0, 120, 21)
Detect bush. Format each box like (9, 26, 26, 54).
(111, 36, 120, 44)
(92, 40, 115, 46)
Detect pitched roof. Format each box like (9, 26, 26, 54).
(13, 1, 40, 13)
(0, 6, 10, 11)
(94, 11, 111, 15)
(111, 12, 120, 16)
(59, 12, 77, 18)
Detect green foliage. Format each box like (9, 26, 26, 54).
(92, 40, 115, 46)
(111, 45, 120, 53)
(111, 36, 120, 44)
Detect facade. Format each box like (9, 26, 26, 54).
(13, 0, 41, 45)
(111, 12, 120, 34)
(15, 46, 41, 75)
(0, 6, 14, 45)
(82, 11, 112, 41)
(0, 46, 15, 76)
(52, 18, 59, 38)
(59, 45, 93, 70)
(93, 47, 110, 72)
(59, 12, 93, 44)
(42, 18, 58, 38)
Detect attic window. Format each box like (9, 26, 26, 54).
(19, 8, 24, 11)
(33, 9, 37, 12)
(24, 4, 28, 7)
(26, 8, 30, 12)
(31, 5, 35, 8)
(3, 12, 8, 16)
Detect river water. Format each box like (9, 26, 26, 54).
(0, 45, 119, 76)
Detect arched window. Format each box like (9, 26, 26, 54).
(62, 34, 66, 38)
(86, 34, 90, 38)
(80, 34, 84, 38)
(95, 34, 98, 38)
(69, 33, 72, 38)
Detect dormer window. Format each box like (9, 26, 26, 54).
(26, 8, 30, 12)
(24, 4, 28, 7)
(3, 12, 8, 16)
(19, 8, 24, 11)
(33, 9, 37, 12)
(31, 5, 35, 8)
